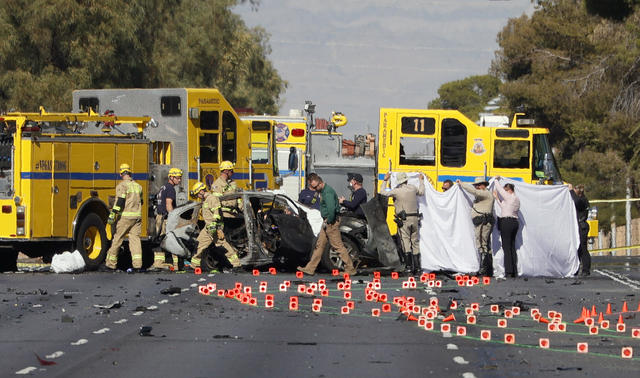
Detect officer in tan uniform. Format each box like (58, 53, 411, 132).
(104, 163, 143, 272)
(458, 177, 495, 276)
(381, 172, 425, 275)
(210, 160, 241, 269)
(189, 182, 223, 270)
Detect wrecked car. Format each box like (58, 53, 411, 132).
(323, 194, 403, 273)
(161, 191, 316, 271)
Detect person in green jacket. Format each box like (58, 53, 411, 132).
(297, 173, 356, 275)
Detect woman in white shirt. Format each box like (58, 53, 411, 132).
(493, 179, 520, 278)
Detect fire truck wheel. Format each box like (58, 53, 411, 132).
(321, 236, 360, 271)
(75, 213, 108, 270)
(0, 249, 18, 272)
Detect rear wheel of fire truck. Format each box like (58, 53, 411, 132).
(75, 213, 108, 270)
(321, 236, 360, 271)
(0, 249, 18, 272)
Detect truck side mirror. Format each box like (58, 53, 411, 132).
(288, 147, 298, 172)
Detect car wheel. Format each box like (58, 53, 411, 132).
(201, 247, 222, 273)
(321, 235, 360, 271)
(75, 213, 108, 271)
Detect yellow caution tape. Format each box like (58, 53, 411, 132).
(589, 244, 640, 254)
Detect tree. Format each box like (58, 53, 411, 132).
(0, 0, 285, 114)
(428, 75, 501, 121)
(491, 0, 640, 228)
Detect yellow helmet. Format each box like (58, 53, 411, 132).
(220, 161, 234, 171)
(119, 163, 131, 174)
(190, 182, 207, 197)
(168, 168, 183, 177)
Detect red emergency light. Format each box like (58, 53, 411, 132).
(291, 128, 305, 137)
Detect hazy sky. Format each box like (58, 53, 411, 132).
(234, 0, 535, 137)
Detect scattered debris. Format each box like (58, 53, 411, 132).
(35, 353, 56, 366)
(160, 287, 182, 295)
(61, 315, 74, 323)
(139, 326, 153, 336)
(93, 301, 122, 309)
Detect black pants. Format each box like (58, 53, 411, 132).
(578, 223, 591, 273)
(499, 217, 519, 277)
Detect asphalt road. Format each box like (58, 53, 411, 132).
(1, 256, 640, 378)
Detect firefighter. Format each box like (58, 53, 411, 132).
(150, 167, 182, 271)
(458, 177, 495, 276)
(297, 173, 357, 276)
(103, 163, 143, 271)
(189, 182, 222, 270)
(381, 172, 425, 275)
(210, 161, 242, 269)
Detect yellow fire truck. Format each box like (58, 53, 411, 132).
(0, 109, 152, 271)
(378, 109, 563, 233)
(72, 88, 281, 198)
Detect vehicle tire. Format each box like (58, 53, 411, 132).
(0, 249, 18, 272)
(75, 213, 109, 271)
(321, 235, 360, 271)
(201, 247, 222, 273)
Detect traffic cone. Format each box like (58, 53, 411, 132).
(622, 301, 629, 313)
(598, 312, 604, 324)
(443, 313, 456, 322)
(606, 303, 612, 315)
(407, 314, 418, 322)
(618, 314, 624, 325)
(591, 305, 597, 316)
(539, 316, 550, 324)
(637, 301, 640, 311)
(585, 308, 591, 318)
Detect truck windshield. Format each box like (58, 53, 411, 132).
(0, 132, 13, 197)
(533, 134, 562, 183)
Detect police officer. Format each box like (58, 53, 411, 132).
(569, 183, 590, 276)
(299, 174, 321, 209)
(103, 163, 143, 271)
(189, 182, 223, 270)
(381, 172, 425, 275)
(297, 173, 357, 276)
(210, 161, 242, 270)
(150, 167, 182, 271)
(458, 177, 494, 276)
(339, 173, 367, 218)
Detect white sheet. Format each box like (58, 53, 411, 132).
(489, 178, 580, 278)
(390, 173, 580, 277)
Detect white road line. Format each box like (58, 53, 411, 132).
(594, 269, 640, 290)
(190, 283, 198, 288)
(92, 328, 110, 334)
(45, 351, 64, 359)
(462, 373, 477, 378)
(132, 311, 144, 316)
(442, 332, 453, 338)
(32, 304, 43, 308)
(198, 278, 206, 282)
(15, 367, 37, 375)
(453, 356, 469, 365)
(114, 319, 128, 324)
(601, 269, 640, 286)
(70, 339, 88, 346)
(447, 344, 459, 350)
(146, 305, 158, 311)
(158, 299, 168, 304)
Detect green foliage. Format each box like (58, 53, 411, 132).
(428, 75, 501, 120)
(0, 0, 285, 114)
(490, 0, 640, 225)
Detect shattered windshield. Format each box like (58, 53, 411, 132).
(533, 134, 562, 183)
